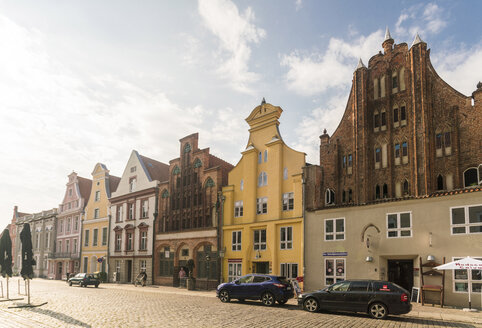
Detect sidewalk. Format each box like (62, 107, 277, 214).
(403, 302, 482, 325)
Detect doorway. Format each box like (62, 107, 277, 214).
(387, 259, 413, 292)
(126, 260, 132, 282)
(253, 262, 269, 274)
(56, 262, 63, 280)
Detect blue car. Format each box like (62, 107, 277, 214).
(216, 274, 294, 306)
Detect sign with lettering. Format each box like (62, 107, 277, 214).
(323, 252, 348, 257)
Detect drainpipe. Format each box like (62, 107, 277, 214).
(301, 169, 306, 291)
(106, 206, 112, 282)
(151, 185, 159, 285)
(218, 192, 226, 283)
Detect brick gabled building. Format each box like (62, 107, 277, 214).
(154, 133, 233, 288)
(305, 30, 482, 210)
(303, 30, 482, 308)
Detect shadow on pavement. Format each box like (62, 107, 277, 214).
(25, 307, 91, 328)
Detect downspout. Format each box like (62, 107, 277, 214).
(106, 207, 111, 282)
(301, 169, 306, 292)
(79, 211, 84, 276)
(151, 185, 159, 285)
(217, 191, 225, 284)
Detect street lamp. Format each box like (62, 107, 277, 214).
(205, 254, 211, 290)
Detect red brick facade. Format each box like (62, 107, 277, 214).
(305, 35, 482, 210)
(153, 133, 233, 288)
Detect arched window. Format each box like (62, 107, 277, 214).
(437, 175, 444, 191)
(375, 185, 380, 200)
(172, 166, 180, 175)
(325, 189, 335, 205)
(464, 168, 479, 187)
(348, 189, 353, 202)
(258, 152, 262, 164)
(258, 172, 267, 187)
(383, 184, 388, 198)
(342, 190, 346, 203)
(403, 180, 409, 195)
(161, 189, 169, 198)
(193, 158, 202, 168)
(205, 177, 215, 188)
(184, 143, 191, 153)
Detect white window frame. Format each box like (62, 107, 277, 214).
(140, 231, 147, 250)
(94, 208, 100, 219)
(234, 201, 243, 218)
(231, 231, 241, 251)
(280, 226, 293, 250)
(228, 263, 242, 282)
(282, 192, 294, 211)
(324, 218, 345, 241)
(102, 227, 107, 246)
(95, 190, 100, 202)
(140, 260, 147, 272)
(325, 258, 346, 286)
(452, 256, 482, 294)
(280, 263, 298, 279)
(93, 228, 98, 246)
(115, 233, 122, 251)
(450, 204, 482, 235)
(256, 197, 268, 214)
(142, 200, 149, 218)
(253, 229, 266, 250)
(258, 172, 268, 187)
(386, 212, 412, 238)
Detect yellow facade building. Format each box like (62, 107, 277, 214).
(81, 163, 120, 274)
(221, 101, 305, 283)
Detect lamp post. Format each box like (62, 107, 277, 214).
(205, 254, 211, 290)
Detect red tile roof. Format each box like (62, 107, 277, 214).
(139, 155, 169, 182)
(77, 176, 93, 203)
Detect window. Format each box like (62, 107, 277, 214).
(59, 219, 63, 233)
(67, 218, 71, 232)
(131, 166, 136, 173)
(102, 227, 107, 246)
(128, 203, 134, 220)
(129, 177, 137, 192)
(94, 208, 100, 219)
(342, 156, 346, 169)
(84, 230, 89, 246)
(234, 201, 243, 217)
(463, 168, 480, 188)
(394, 143, 401, 165)
(253, 229, 266, 250)
(374, 113, 380, 129)
(325, 258, 345, 286)
(383, 184, 388, 198)
(232, 231, 241, 251)
(45, 232, 50, 249)
(83, 257, 88, 273)
(140, 231, 147, 250)
(258, 172, 267, 187)
(400, 106, 407, 123)
(392, 75, 398, 90)
(140, 260, 147, 273)
(93, 229, 98, 246)
(264, 150, 268, 162)
(228, 263, 242, 282)
(402, 142, 408, 163)
(115, 233, 121, 251)
(256, 197, 268, 214)
(436, 133, 443, 149)
(381, 110, 386, 128)
(375, 147, 381, 167)
(373, 78, 379, 99)
(159, 247, 174, 277)
(348, 154, 353, 167)
(280, 263, 298, 279)
(141, 200, 148, 218)
(387, 212, 412, 238)
(453, 257, 482, 294)
(126, 232, 133, 251)
(451, 205, 482, 234)
(325, 189, 335, 205)
(258, 152, 262, 164)
(69, 188, 72, 196)
(74, 217, 79, 230)
(240, 179, 244, 191)
(375, 185, 381, 199)
(36, 233, 40, 249)
(393, 107, 399, 124)
(283, 168, 288, 180)
(349, 280, 369, 292)
(117, 205, 123, 222)
(58, 241, 62, 253)
(282, 192, 294, 211)
(437, 175, 444, 191)
(73, 239, 77, 253)
(95, 191, 100, 202)
(325, 218, 345, 241)
(66, 240, 70, 253)
(403, 179, 409, 195)
(280, 227, 292, 249)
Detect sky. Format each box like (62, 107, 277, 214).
(1, 0, 481, 229)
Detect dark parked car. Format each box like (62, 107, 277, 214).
(299, 280, 411, 319)
(216, 274, 294, 306)
(68, 273, 101, 288)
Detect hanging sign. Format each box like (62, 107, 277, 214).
(323, 252, 347, 257)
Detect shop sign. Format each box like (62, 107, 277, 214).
(323, 252, 347, 257)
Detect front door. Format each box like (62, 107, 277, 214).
(388, 259, 413, 292)
(126, 260, 132, 282)
(56, 262, 63, 280)
(254, 262, 269, 274)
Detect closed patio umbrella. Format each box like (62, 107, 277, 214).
(435, 257, 482, 311)
(0, 229, 13, 277)
(20, 223, 34, 280)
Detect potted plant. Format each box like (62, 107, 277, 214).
(186, 259, 195, 290)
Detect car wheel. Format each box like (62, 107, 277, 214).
(95, 284, 99, 288)
(368, 302, 388, 319)
(219, 289, 230, 303)
(261, 292, 275, 307)
(69, 282, 72, 286)
(278, 299, 288, 305)
(303, 297, 319, 312)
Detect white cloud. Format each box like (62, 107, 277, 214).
(0, 14, 245, 227)
(198, 0, 266, 94)
(280, 30, 383, 96)
(395, 2, 446, 39)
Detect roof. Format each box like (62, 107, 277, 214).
(139, 154, 169, 182)
(77, 176, 93, 203)
(109, 175, 121, 195)
(384, 27, 392, 41)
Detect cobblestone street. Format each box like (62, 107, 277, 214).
(0, 279, 480, 328)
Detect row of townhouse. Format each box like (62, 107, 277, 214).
(7, 31, 481, 307)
